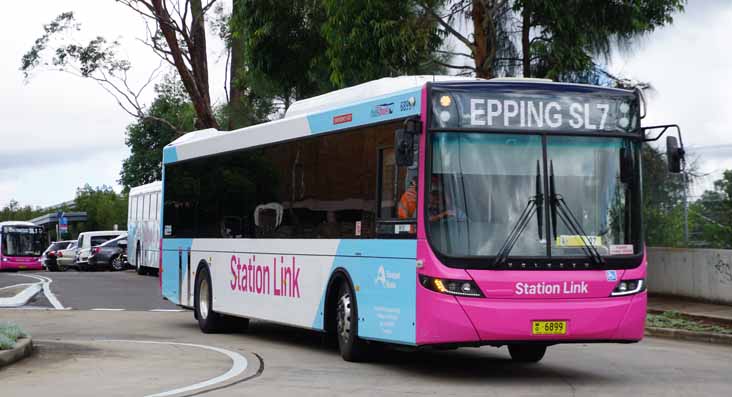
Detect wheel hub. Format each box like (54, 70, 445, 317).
(337, 292, 352, 343)
(199, 277, 210, 320)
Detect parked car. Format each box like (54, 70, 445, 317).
(56, 240, 78, 271)
(41, 240, 74, 272)
(75, 231, 126, 271)
(88, 235, 128, 271)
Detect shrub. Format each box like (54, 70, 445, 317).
(0, 322, 27, 350)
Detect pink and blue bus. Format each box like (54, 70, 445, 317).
(0, 221, 44, 271)
(160, 76, 684, 362)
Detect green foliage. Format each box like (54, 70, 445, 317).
(512, 0, 685, 81)
(0, 323, 27, 350)
(688, 170, 732, 248)
(642, 144, 687, 247)
(323, 0, 446, 87)
(231, 0, 332, 102)
(0, 201, 45, 222)
(647, 311, 732, 334)
(73, 185, 127, 232)
(119, 76, 195, 189)
(20, 12, 129, 79)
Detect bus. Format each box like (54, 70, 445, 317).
(128, 181, 162, 275)
(0, 221, 45, 271)
(160, 76, 685, 362)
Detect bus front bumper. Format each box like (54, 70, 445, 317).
(0, 258, 43, 270)
(416, 291, 646, 346)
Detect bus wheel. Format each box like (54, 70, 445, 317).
(136, 248, 146, 275)
(336, 283, 367, 362)
(195, 266, 226, 333)
(508, 344, 547, 363)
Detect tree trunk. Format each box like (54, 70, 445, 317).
(472, 0, 495, 79)
(151, 0, 219, 130)
(227, 24, 247, 130)
(522, 2, 531, 77)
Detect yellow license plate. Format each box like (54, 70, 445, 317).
(19, 265, 27, 269)
(532, 321, 567, 335)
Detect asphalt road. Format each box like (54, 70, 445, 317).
(0, 270, 178, 310)
(1, 309, 731, 396)
(2, 270, 732, 396)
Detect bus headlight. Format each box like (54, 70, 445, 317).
(419, 275, 484, 297)
(610, 279, 645, 296)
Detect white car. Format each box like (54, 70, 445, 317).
(74, 231, 126, 270)
(56, 241, 78, 271)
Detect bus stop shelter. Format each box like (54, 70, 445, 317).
(29, 211, 88, 243)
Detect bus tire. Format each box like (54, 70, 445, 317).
(508, 344, 547, 363)
(195, 266, 226, 333)
(336, 282, 368, 362)
(136, 246, 146, 275)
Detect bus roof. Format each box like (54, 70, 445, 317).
(129, 181, 162, 196)
(0, 221, 39, 228)
(162, 75, 633, 165)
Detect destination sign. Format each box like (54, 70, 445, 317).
(430, 87, 639, 134)
(2, 226, 42, 234)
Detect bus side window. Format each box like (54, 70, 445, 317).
(376, 144, 417, 238)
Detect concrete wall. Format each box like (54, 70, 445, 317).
(647, 247, 732, 304)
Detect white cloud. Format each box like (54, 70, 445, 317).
(608, 1, 732, 194)
(0, 0, 229, 209)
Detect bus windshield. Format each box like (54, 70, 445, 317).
(1, 226, 44, 257)
(428, 132, 639, 260)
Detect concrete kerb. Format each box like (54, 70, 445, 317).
(648, 308, 732, 328)
(646, 327, 732, 346)
(0, 337, 34, 368)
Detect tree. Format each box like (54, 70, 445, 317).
(421, 0, 685, 80)
(21, 1, 222, 130)
(74, 185, 128, 231)
(119, 76, 195, 189)
(0, 200, 45, 223)
(231, 0, 332, 114)
(322, 0, 447, 87)
(688, 170, 732, 248)
(641, 144, 687, 247)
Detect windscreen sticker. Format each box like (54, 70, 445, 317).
(164, 225, 172, 236)
(609, 244, 634, 255)
(555, 235, 602, 247)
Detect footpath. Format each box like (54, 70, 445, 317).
(647, 294, 732, 345)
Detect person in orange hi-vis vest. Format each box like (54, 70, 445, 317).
(398, 178, 418, 220)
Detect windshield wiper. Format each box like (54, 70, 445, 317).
(548, 161, 604, 265)
(493, 161, 544, 265)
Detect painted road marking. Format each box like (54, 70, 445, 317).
(95, 340, 249, 397)
(15, 274, 66, 310)
(149, 309, 185, 312)
(91, 308, 126, 311)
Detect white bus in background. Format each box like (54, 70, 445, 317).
(128, 181, 162, 275)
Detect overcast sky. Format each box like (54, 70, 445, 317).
(0, 1, 730, 209)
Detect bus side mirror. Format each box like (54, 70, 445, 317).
(395, 118, 421, 167)
(666, 136, 683, 173)
(395, 128, 414, 167)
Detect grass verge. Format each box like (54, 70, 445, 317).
(647, 311, 732, 335)
(0, 322, 27, 350)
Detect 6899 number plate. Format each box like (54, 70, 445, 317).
(532, 321, 567, 335)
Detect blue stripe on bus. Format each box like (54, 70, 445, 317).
(162, 146, 178, 164)
(162, 238, 193, 304)
(306, 88, 422, 135)
(312, 239, 418, 345)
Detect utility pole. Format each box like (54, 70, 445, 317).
(683, 171, 689, 245)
